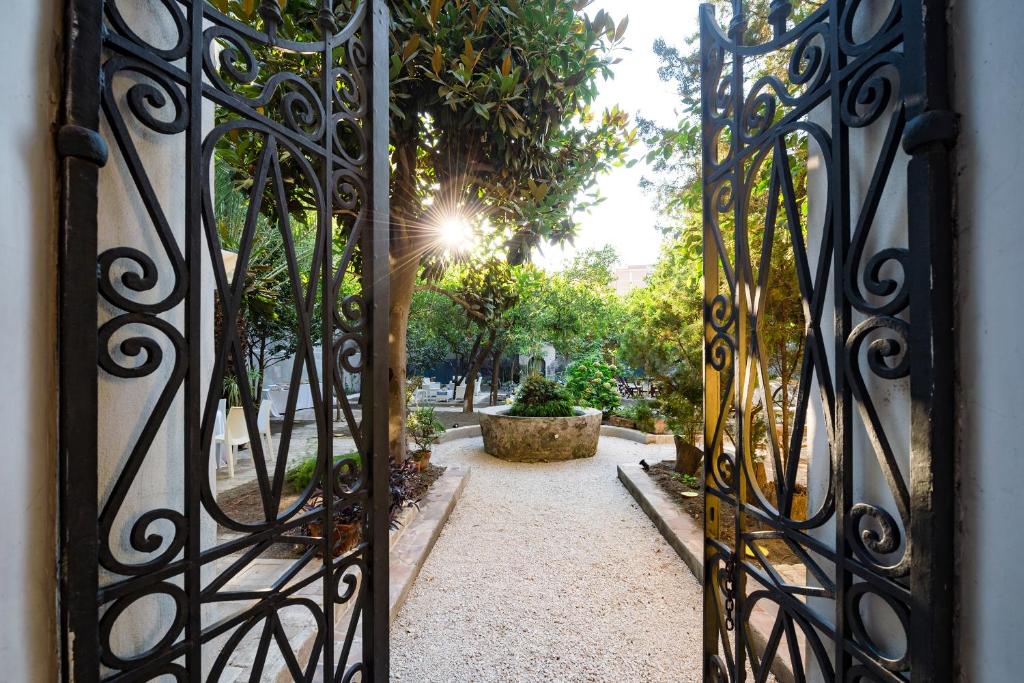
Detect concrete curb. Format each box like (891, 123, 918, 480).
(436, 425, 481, 443)
(277, 467, 470, 681)
(389, 466, 471, 623)
(600, 425, 675, 445)
(618, 463, 795, 683)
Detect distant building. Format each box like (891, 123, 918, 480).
(613, 264, 653, 296)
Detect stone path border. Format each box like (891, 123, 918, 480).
(267, 466, 470, 682)
(436, 423, 674, 446)
(389, 466, 471, 623)
(601, 424, 675, 444)
(618, 463, 795, 683)
(436, 425, 481, 443)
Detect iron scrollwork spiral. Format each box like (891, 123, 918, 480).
(87, 1, 379, 679)
(699, 0, 941, 679)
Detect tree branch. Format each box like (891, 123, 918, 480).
(415, 283, 488, 321)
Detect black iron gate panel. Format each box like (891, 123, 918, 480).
(700, 1, 954, 680)
(58, 1, 391, 680)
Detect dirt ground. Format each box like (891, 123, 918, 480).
(217, 463, 447, 558)
(647, 462, 801, 566)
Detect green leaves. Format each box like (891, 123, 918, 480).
(388, 0, 634, 252)
(564, 355, 621, 414)
(508, 375, 575, 418)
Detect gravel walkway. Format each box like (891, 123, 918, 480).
(390, 436, 704, 682)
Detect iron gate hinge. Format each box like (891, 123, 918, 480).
(57, 125, 108, 167)
(903, 110, 959, 154)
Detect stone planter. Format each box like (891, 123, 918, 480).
(608, 415, 636, 429)
(479, 405, 602, 462)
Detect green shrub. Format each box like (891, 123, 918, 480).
(508, 375, 575, 418)
(621, 399, 657, 433)
(286, 452, 361, 491)
(407, 406, 445, 452)
(673, 472, 700, 488)
(564, 355, 621, 415)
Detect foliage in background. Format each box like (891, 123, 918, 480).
(384, 0, 636, 457)
(407, 244, 626, 412)
(564, 355, 620, 415)
(618, 238, 703, 442)
(407, 406, 446, 453)
(223, 367, 264, 408)
(407, 289, 477, 377)
(508, 375, 575, 418)
(538, 246, 626, 360)
(630, 2, 812, 456)
(208, 1, 636, 458)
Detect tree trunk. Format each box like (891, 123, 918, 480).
(387, 240, 419, 463)
(385, 125, 427, 463)
(461, 330, 496, 413)
(489, 346, 503, 406)
(674, 434, 703, 476)
(450, 335, 481, 399)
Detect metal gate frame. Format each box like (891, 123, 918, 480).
(700, 1, 955, 680)
(57, 1, 391, 680)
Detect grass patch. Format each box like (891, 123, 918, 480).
(286, 452, 362, 490)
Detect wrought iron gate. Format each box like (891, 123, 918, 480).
(700, 1, 954, 680)
(58, 0, 390, 680)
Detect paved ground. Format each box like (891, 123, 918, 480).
(390, 436, 705, 682)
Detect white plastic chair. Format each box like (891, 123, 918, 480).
(257, 400, 274, 458)
(220, 407, 251, 479)
(212, 407, 226, 468)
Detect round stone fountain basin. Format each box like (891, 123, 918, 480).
(478, 405, 602, 462)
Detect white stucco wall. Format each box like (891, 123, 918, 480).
(0, 0, 61, 679)
(952, 1, 1024, 680)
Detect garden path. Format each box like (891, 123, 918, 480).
(390, 436, 705, 682)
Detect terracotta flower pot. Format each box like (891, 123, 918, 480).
(412, 449, 432, 471)
(307, 520, 362, 557)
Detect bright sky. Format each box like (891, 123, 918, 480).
(536, 0, 703, 272)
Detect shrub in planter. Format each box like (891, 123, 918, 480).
(407, 406, 445, 470)
(616, 400, 668, 434)
(607, 414, 636, 429)
(507, 375, 575, 418)
(564, 355, 621, 416)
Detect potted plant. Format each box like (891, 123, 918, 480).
(306, 502, 363, 557)
(303, 455, 364, 557)
(407, 406, 445, 470)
